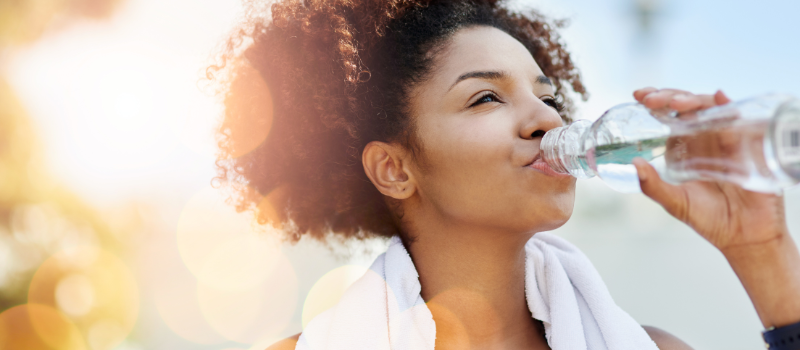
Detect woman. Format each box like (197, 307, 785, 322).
(211, 0, 800, 349)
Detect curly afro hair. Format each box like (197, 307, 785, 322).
(210, 0, 587, 245)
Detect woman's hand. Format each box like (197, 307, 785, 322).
(631, 87, 789, 252)
(631, 87, 800, 329)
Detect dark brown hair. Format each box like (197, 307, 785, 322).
(210, 0, 587, 245)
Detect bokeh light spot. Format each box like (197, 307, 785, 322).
(55, 273, 96, 317)
(198, 253, 298, 344)
(256, 186, 289, 227)
(425, 288, 500, 348)
(177, 186, 282, 291)
(87, 319, 125, 350)
(151, 267, 226, 345)
(28, 246, 139, 350)
(0, 304, 86, 350)
(144, 231, 226, 346)
(302, 265, 369, 329)
(425, 300, 470, 349)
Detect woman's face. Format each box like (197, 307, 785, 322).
(407, 25, 576, 234)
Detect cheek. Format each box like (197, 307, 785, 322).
(415, 118, 576, 231)
(414, 116, 514, 210)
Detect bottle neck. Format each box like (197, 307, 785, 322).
(541, 120, 595, 179)
(541, 127, 571, 174)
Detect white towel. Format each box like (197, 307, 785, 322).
(295, 232, 659, 350)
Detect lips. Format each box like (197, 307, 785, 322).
(527, 154, 571, 178)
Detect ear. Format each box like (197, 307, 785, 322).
(362, 141, 416, 200)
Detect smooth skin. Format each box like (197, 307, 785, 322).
(268, 26, 800, 350)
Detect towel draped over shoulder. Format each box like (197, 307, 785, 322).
(295, 232, 659, 350)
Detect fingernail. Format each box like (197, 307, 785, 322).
(673, 94, 689, 101)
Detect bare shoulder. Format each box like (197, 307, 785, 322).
(643, 326, 694, 350)
(265, 333, 302, 350)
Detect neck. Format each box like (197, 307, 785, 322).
(404, 211, 547, 349)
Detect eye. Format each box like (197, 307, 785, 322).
(469, 92, 501, 107)
(542, 97, 561, 111)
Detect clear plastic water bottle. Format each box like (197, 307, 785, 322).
(541, 94, 800, 193)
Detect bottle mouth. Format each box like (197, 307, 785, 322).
(540, 120, 595, 179)
(541, 126, 570, 174)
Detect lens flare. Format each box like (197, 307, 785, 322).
(198, 253, 298, 344)
(425, 301, 470, 348)
(302, 265, 369, 329)
(0, 304, 86, 350)
(28, 246, 139, 350)
(177, 186, 282, 291)
(425, 288, 500, 349)
(256, 186, 287, 227)
(217, 63, 274, 159)
(245, 337, 297, 350)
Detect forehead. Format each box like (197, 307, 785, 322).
(432, 26, 545, 84)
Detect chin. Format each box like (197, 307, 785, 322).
(533, 193, 575, 232)
(507, 200, 573, 234)
(543, 214, 571, 231)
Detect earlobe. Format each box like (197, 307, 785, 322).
(362, 141, 416, 200)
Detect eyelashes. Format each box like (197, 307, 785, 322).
(468, 91, 563, 111)
(542, 97, 563, 112)
(469, 91, 501, 107)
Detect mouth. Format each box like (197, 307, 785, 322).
(526, 153, 572, 178)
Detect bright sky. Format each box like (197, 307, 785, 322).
(533, 0, 800, 120)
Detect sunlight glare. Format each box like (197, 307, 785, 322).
(64, 44, 183, 171)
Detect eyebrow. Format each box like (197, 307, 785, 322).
(448, 70, 552, 91)
(449, 70, 507, 91)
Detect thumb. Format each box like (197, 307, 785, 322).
(633, 158, 689, 221)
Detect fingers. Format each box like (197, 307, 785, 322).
(668, 93, 709, 111)
(646, 90, 712, 113)
(633, 87, 658, 102)
(638, 88, 691, 110)
(633, 87, 730, 114)
(714, 90, 732, 105)
(633, 157, 688, 222)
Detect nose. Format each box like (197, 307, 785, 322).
(519, 98, 565, 140)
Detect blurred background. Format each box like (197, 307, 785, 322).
(0, 0, 798, 349)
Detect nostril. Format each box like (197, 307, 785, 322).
(531, 130, 546, 138)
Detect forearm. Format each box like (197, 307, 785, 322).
(723, 231, 800, 328)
